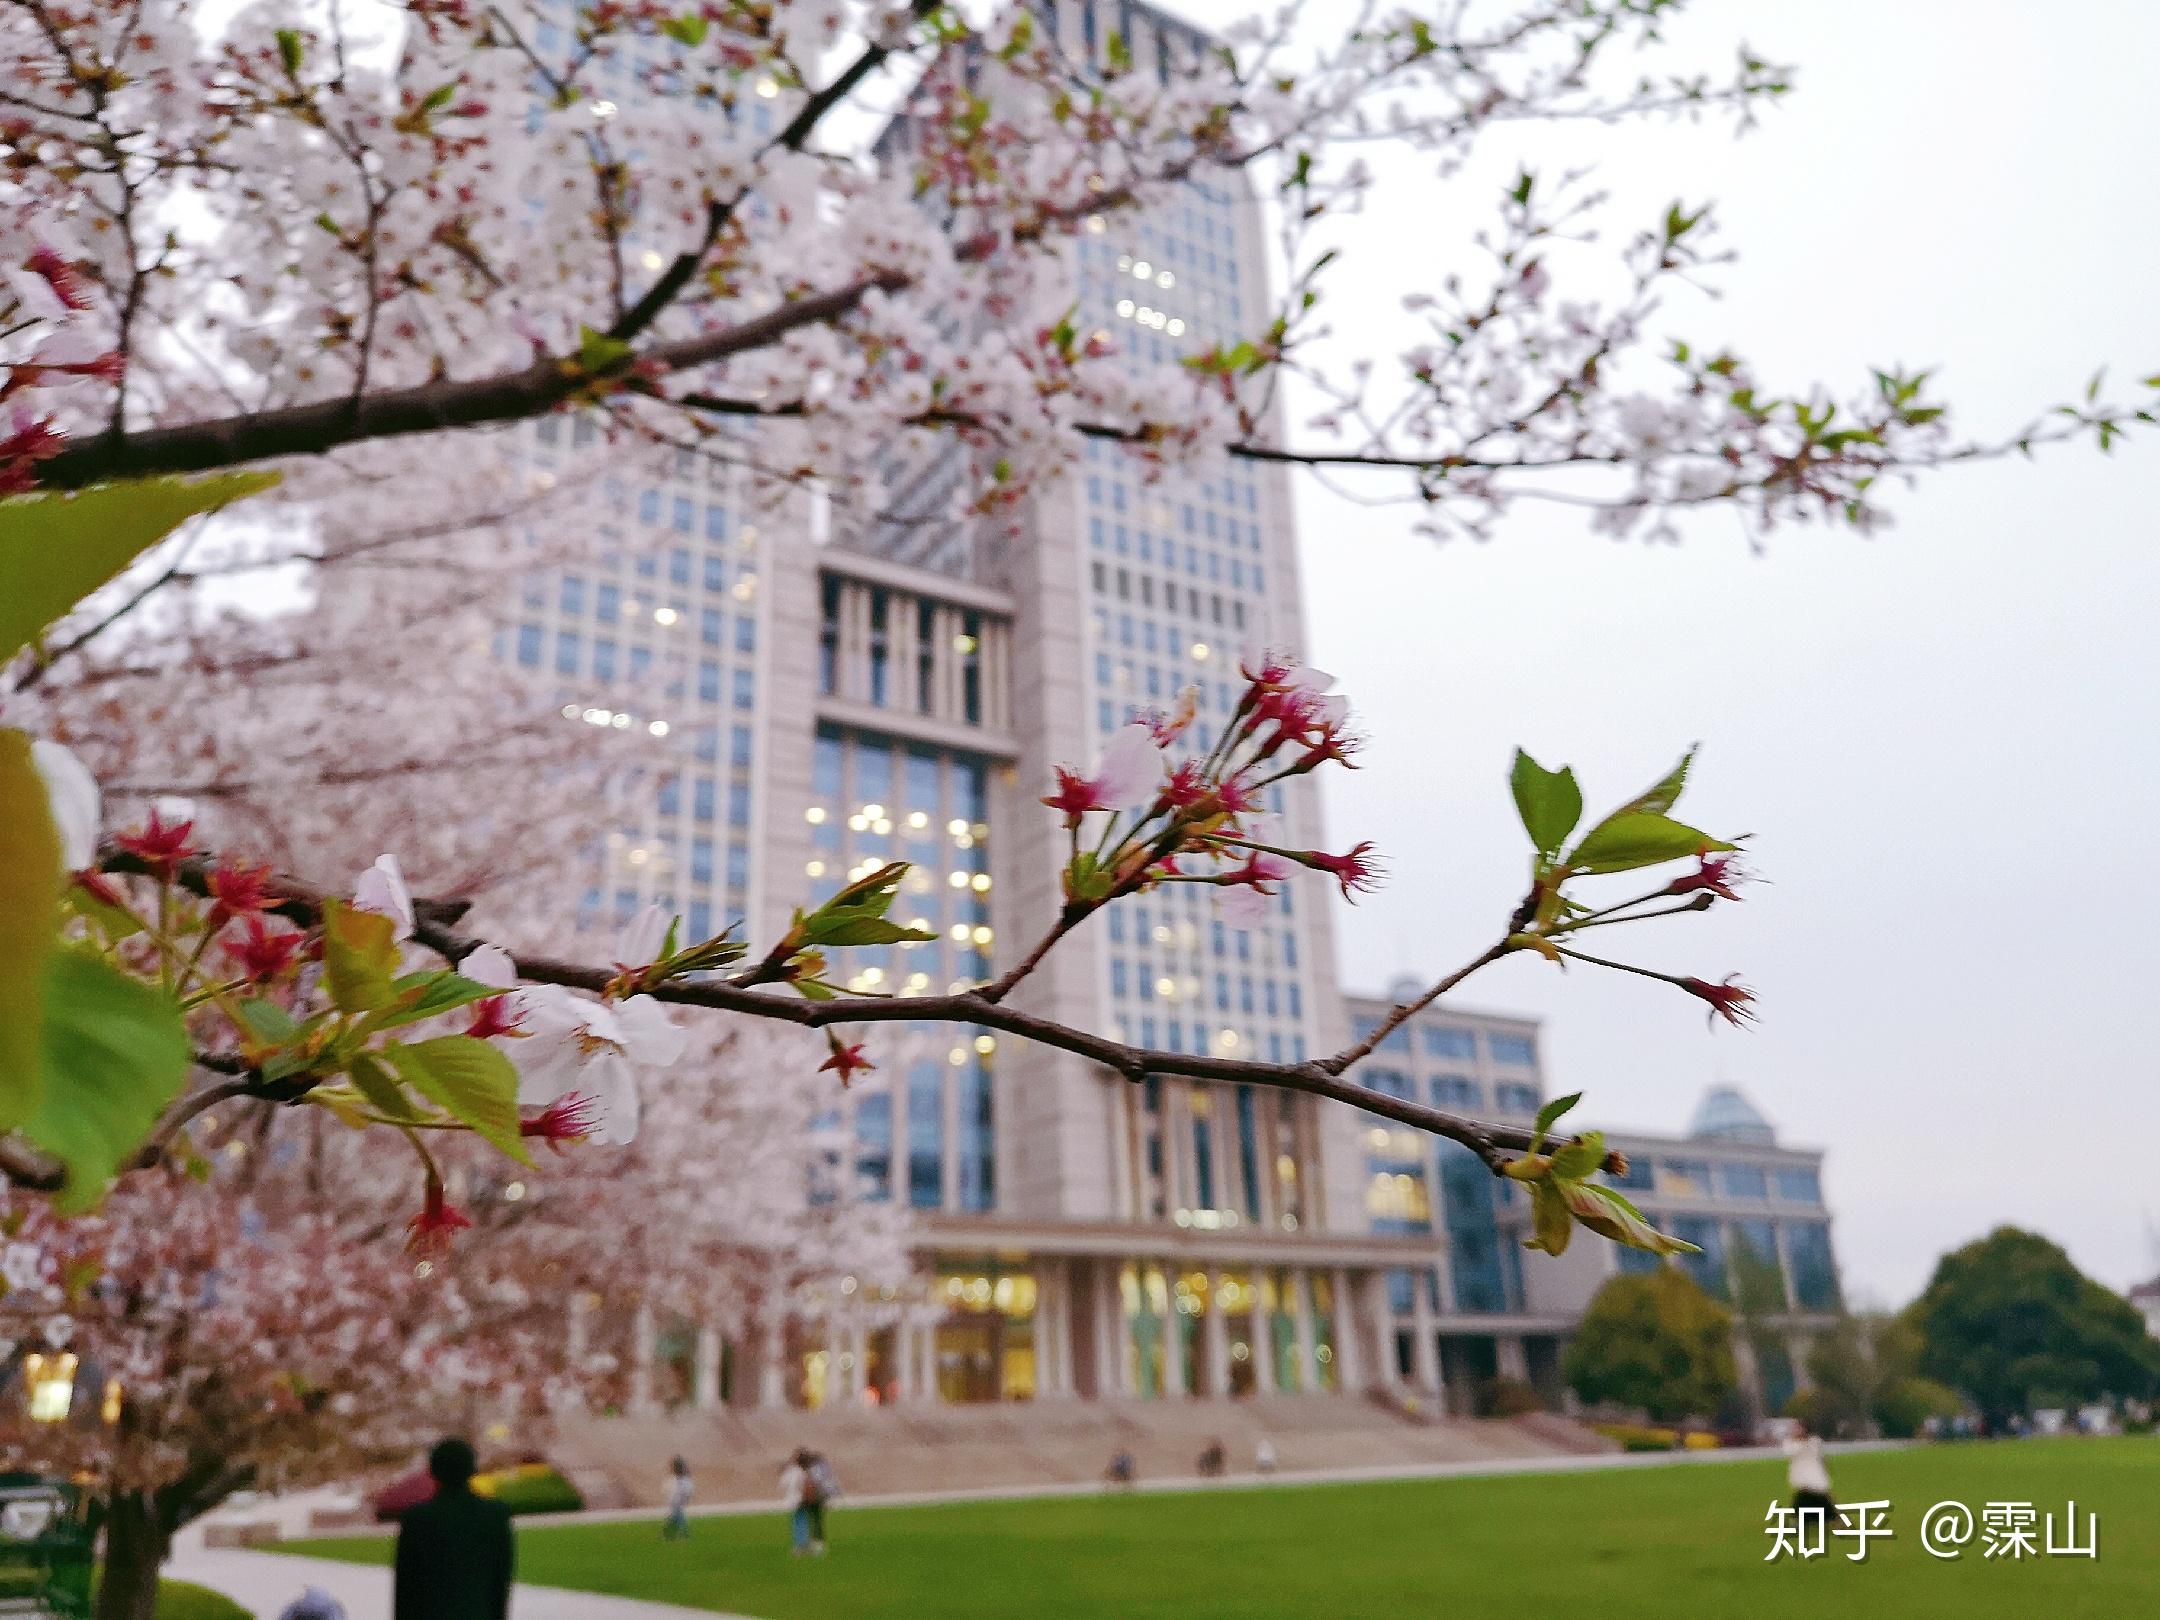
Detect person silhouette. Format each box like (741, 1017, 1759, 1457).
(392, 1438, 514, 1620)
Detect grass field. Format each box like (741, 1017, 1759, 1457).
(286, 1437, 2156, 1619)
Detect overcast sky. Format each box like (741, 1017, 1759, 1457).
(1180, 0, 2160, 1306)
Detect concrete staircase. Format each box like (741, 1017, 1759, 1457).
(548, 1397, 1616, 1509)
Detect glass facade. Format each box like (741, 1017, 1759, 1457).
(804, 724, 997, 1212)
(515, 424, 761, 943)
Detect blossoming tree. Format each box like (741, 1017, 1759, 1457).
(0, 3, 2153, 1611)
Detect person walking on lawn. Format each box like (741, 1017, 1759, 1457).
(662, 1456, 694, 1541)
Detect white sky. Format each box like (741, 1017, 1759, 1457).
(1175, 0, 2160, 1305)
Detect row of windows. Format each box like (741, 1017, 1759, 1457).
(514, 626, 759, 707)
(847, 1049, 995, 1214)
(1351, 1016, 1538, 1069)
(1110, 959, 1305, 1019)
(1119, 1016, 1309, 1066)
(1606, 1156, 1823, 1205)
(1616, 1217, 1841, 1313)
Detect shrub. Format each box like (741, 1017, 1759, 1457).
(472, 1463, 584, 1516)
(1478, 1376, 1545, 1417)
(1872, 1375, 1965, 1439)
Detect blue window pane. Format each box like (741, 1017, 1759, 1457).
(1775, 1167, 1822, 1204)
(1718, 1163, 1769, 1200)
(515, 623, 542, 667)
(907, 1058, 943, 1210)
(553, 631, 580, 675)
(1785, 1222, 1841, 1310)
(1488, 1032, 1536, 1066)
(1420, 1024, 1477, 1060)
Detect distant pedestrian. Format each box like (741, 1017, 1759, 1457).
(1197, 1439, 1226, 1478)
(277, 1587, 348, 1620)
(1104, 1449, 1136, 1489)
(804, 1452, 838, 1553)
(663, 1456, 694, 1541)
(1783, 1420, 1844, 1528)
(392, 1437, 514, 1620)
(780, 1449, 813, 1556)
(1254, 1437, 1277, 1475)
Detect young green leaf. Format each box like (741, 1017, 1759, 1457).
(346, 1052, 424, 1123)
(233, 997, 302, 1048)
(1566, 812, 1733, 875)
(0, 471, 279, 665)
(0, 729, 62, 1130)
(1531, 1090, 1582, 1146)
(321, 899, 400, 1014)
(20, 949, 190, 1212)
(381, 1036, 530, 1163)
(1562, 1182, 1701, 1255)
(1613, 746, 1696, 819)
(1526, 1180, 1573, 1255)
(357, 969, 500, 1035)
(1547, 1129, 1606, 1183)
(1509, 750, 1582, 859)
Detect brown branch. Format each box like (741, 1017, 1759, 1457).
(607, 0, 942, 345)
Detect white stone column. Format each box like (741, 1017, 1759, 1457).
(1096, 1264, 1129, 1397)
(1787, 1333, 1815, 1394)
(566, 1292, 593, 1368)
(1291, 1269, 1318, 1394)
(1162, 1274, 1189, 1398)
(693, 1322, 723, 1411)
(919, 1321, 945, 1404)
(847, 1325, 868, 1400)
(1200, 1270, 1230, 1398)
(758, 1313, 787, 1409)
(628, 1300, 658, 1414)
(1494, 1333, 1530, 1384)
(1248, 1274, 1276, 1394)
(1365, 1273, 1400, 1390)
(1409, 1271, 1441, 1399)
(1329, 1267, 1362, 1391)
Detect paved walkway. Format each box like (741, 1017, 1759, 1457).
(167, 1547, 759, 1620)
(532, 1436, 1909, 1527)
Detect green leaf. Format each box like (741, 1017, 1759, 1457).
(576, 324, 632, 375)
(346, 1052, 423, 1123)
(1526, 1180, 1573, 1256)
(381, 1036, 530, 1163)
(275, 27, 304, 75)
(20, 949, 190, 1212)
(0, 472, 279, 665)
(357, 970, 499, 1035)
(1548, 1129, 1606, 1182)
(1563, 1182, 1701, 1256)
(796, 862, 931, 948)
(659, 13, 709, 47)
(321, 899, 399, 1014)
(1566, 812, 1733, 875)
(1509, 750, 1582, 859)
(0, 730, 61, 1130)
(1614, 747, 1695, 819)
(1531, 1090, 1582, 1145)
(808, 917, 937, 948)
(233, 998, 301, 1047)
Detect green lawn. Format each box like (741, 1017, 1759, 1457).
(286, 1437, 2154, 1620)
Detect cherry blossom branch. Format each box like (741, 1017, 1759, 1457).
(99, 850, 1605, 1179)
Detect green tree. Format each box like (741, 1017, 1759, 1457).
(1907, 1227, 2160, 1429)
(1564, 1268, 1737, 1423)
